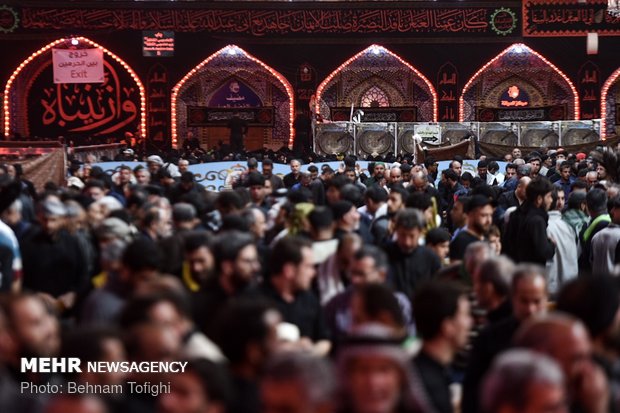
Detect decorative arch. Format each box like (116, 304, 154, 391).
(601, 68, 620, 138)
(171, 45, 294, 149)
(459, 43, 579, 122)
(360, 85, 391, 108)
(3, 36, 146, 140)
(351, 75, 406, 107)
(316, 45, 437, 122)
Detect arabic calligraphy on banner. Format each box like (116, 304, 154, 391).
(414, 123, 442, 145)
(52, 48, 104, 84)
(28, 60, 140, 138)
(477, 105, 567, 122)
(331, 107, 417, 123)
(147, 64, 169, 144)
(524, 0, 620, 36)
(578, 62, 600, 120)
(208, 79, 262, 107)
(187, 107, 274, 127)
(296, 63, 317, 115)
(437, 63, 458, 122)
(500, 86, 530, 108)
(20, 7, 521, 37)
(143, 31, 174, 57)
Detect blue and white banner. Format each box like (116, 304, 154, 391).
(93, 159, 510, 191)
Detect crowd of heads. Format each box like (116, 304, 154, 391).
(1, 142, 620, 413)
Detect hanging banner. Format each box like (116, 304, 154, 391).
(437, 62, 459, 122)
(187, 106, 274, 127)
(578, 62, 601, 120)
(330, 107, 417, 122)
(147, 64, 170, 145)
(477, 105, 567, 122)
(295, 63, 317, 116)
(52, 48, 104, 84)
(524, 0, 620, 37)
(21, 6, 521, 38)
(143, 31, 175, 57)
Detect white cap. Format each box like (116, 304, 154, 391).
(147, 155, 164, 166)
(67, 176, 85, 190)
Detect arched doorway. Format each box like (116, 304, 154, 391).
(315, 45, 437, 156)
(316, 45, 437, 123)
(3, 37, 146, 143)
(460, 43, 580, 146)
(171, 45, 294, 151)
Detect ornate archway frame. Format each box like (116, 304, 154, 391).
(315, 45, 438, 122)
(459, 43, 579, 122)
(3, 36, 146, 139)
(171, 45, 295, 149)
(601, 68, 620, 139)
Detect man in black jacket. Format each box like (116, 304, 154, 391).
(462, 264, 549, 413)
(497, 176, 530, 220)
(502, 177, 555, 265)
(21, 199, 88, 313)
(384, 208, 441, 298)
(413, 280, 473, 413)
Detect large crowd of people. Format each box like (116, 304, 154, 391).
(1, 143, 620, 413)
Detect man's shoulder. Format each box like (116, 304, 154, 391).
(407, 244, 434, 255)
(477, 316, 519, 343)
(415, 246, 442, 265)
(498, 190, 511, 199)
(451, 230, 478, 244)
(592, 224, 620, 241)
(324, 289, 352, 311)
(548, 214, 575, 233)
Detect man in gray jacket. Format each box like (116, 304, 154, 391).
(591, 195, 620, 276)
(546, 188, 578, 296)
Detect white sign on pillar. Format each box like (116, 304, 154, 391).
(414, 123, 442, 145)
(52, 48, 104, 84)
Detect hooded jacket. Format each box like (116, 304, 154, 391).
(503, 202, 555, 265)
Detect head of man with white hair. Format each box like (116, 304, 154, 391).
(482, 349, 566, 413)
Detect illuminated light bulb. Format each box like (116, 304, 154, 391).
(71, 38, 79, 46)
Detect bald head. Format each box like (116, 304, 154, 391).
(514, 314, 591, 378)
(516, 176, 532, 201)
(517, 176, 532, 188)
(389, 167, 402, 184)
(410, 172, 428, 191)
